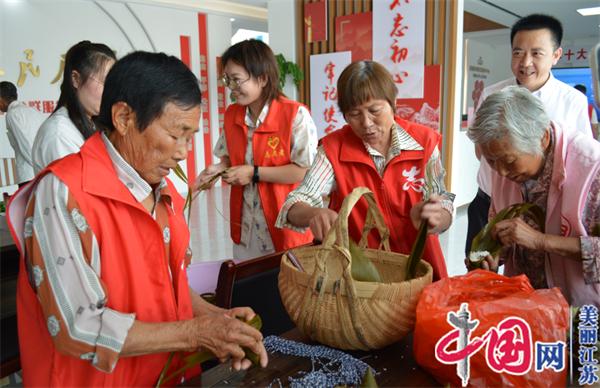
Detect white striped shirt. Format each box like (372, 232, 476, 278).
(275, 123, 455, 231)
(20, 133, 170, 372)
(214, 103, 318, 257)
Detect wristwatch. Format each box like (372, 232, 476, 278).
(252, 165, 260, 184)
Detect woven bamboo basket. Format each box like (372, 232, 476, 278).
(279, 187, 433, 350)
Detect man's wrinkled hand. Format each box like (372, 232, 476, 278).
(191, 309, 268, 370)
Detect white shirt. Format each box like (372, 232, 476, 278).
(214, 104, 318, 258)
(5, 101, 46, 183)
(591, 106, 598, 125)
(476, 74, 592, 195)
(32, 106, 85, 174)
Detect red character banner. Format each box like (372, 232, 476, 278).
(309, 52, 351, 139)
(373, 0, 425, 99)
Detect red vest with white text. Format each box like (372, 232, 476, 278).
(9, 133, 195, 386)
(321, 117, 448, 280)
(224, 97, 313, 251)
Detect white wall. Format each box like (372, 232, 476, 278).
(207, 13, 233, 162)
(0, 0, 233, 194)
(449, 30, 511, 207)
(452, 29, 597, 206)
(443, 0, 476, 209)
(463, 30, 512, 104)
(558, 36, 600, 68)
(267, 0, 297, 100)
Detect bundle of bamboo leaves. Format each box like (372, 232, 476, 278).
(468, 203, 545, 269)
(347, 221, 427, 283)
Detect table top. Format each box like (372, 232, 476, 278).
(184, 328, 439, 387)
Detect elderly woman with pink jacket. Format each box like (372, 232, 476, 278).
(468, 86, 599, 307)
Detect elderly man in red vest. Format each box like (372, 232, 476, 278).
(276, 61, 455, 281)
(8, 51, 267, 387)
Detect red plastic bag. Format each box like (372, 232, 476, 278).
(413, 270, 569, 387)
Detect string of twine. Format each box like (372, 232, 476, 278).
(189, 187, 243, 228)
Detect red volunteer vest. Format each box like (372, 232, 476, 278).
(11, 133, 195, 386)
(224, 97, 313, 251)
(321, 117, 448, 280)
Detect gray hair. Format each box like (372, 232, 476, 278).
(468, 86, 550, 156)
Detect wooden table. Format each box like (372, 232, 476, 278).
(184, 328, 439, 387)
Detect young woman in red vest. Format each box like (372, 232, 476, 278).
(194, 40, 317, 260)
(276, 61, 455, 280)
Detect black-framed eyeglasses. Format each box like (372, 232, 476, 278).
(219, 75, 250, 90)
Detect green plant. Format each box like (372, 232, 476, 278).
(276, 53, 303, 90)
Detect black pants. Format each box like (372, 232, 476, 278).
(465, 188, 491, 256)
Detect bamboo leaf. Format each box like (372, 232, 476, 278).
(360, 367, 379, 388)
(155, 351, 175, 388)
(173, 165, 188, 184)
(406, 221, 428, 281)
(158, 350, 214, 387)
(240, 314, 263, 365)
(185, 190, 193, 225)
(349, 239, 382, 282)
(195, 169, 227, 192)
(469, 203, 545, 268)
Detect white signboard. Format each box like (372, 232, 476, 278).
(557, 44, 594, 68)
(372, 0, 425, 99)
(310, 51, 352, 139)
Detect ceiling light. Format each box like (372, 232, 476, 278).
(230, 18, 235, 22)
(577, 7, 600, 16)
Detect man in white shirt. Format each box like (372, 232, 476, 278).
(0, 81, 46, 186)
(466, 14, 592, 256)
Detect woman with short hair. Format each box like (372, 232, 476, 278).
(277, 60, 455, 280)
(194, 39, 317, 260)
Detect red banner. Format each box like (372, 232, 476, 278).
(198, 13, 212, 174)
(179, 35, 197, 186)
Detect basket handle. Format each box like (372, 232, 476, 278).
(321, 187, 391, 254)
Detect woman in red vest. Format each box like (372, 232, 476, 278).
(194, 40, 317, 260)
(8, 52, 267, 386)
(276, 61, 454, 280)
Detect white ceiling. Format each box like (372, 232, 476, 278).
(227, 0, 600, 40)
(466, 0, 599, 40)
(226, 0, 267, 8)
